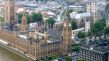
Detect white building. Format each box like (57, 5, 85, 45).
(69, 5, 85, 12)
(85, 21, 91, 32)
(72, 22, 91, 39)
(72, 28, 85, 37)
(86, 1, 97, 23)
(70, 12, 91, 20)
(70, 12, 91, 27)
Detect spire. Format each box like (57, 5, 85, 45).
(64, 9, 71, 21)
(20, 13, 28, 32)
(63, 0, 71, 21)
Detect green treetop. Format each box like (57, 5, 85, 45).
(77, 58, 85, 61)
(76, 32, 86, 39)
(17, 13, 30, 24)
(91, 18, 106, 36)
(46, 18, 56, 29)
(71, 20, 77, 30)
(65, 56, 72, 61)
(32, 13, 43, 22)
(104, 27, 109, 36)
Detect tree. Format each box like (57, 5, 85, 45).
(78, 11, 84, 13)
(26, 14, 30, 24)
(72, 44, 80, 52)
(51, 55, 59, 60)
(100, 17, 106, 27)
(47, 56, 53, 60)
(71, 20, 77, 30)
(17, 13, 23, 23)
(76, 32, 86, 39)
(41, 55, 58, 61)
(17, 13, 31, 24)
(104, 27, 109, 36)
(69, 9, 73, 13)
(0, 16, 4, 27)
(0, 16, 4, 23)
(91, 22, 104, 36)
(40, 0, 48, 2)
(65, 56, 72, 61)
(35, 0, 38, 2)
(46, 55, 58, 61)
(47, 18, 56, 29)
(86, 31, 93, 40)
(87, 31, 92, 37)
(32, 13, 43, 22)
(91, 17, 106, 36)
(77, 58, 85, 61)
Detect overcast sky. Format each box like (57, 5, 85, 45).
(0, 0, 2, 1)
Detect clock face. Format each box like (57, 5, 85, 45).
(64, 23, 66, 27)
(69, 23, 71, 27)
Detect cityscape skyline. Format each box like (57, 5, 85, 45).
(0, 0, 109, 61)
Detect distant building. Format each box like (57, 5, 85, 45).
(68, 5, 85, 12)
(72, 28, 85, 37)
(3, 0, 73, 59)
(106, 16, 109, 27)
(86, 1, 97, 23)
(79, 39, 109, 61)
(0, 6, 3, 17)
(105, 4, 109, 17)
(4, 0, 16, 24)
(70, 12, 92, 28)
(85, 21, 90, 32)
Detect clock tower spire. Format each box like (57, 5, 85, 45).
(61, 9, 72, 55)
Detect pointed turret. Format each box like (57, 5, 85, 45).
(20, 13, 28, 32)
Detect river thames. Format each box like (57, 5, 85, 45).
(0, 46, 28, 61)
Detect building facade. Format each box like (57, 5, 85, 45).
(86, 1, 97, 23)
(20, 14, 28, 32)
(4, 0, 16, 24)
(26, 10, 72, 59)
(3, 1, 73, 60)
(2, 0, 73, 60)
(79, 39, 109, 61)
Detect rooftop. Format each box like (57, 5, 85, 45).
(20, 22, 63, 44)
(81, 38, 109, 54)
(47, 28, 62, 41)
(70, 12, 91, 19)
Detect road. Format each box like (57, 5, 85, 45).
(0, 46, 28, 61)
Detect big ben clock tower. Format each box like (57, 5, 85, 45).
(61, 10, 72, 55)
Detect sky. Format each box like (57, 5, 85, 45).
(0, 0, 2, 2)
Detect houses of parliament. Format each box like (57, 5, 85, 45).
(1, 0, 73, 60)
